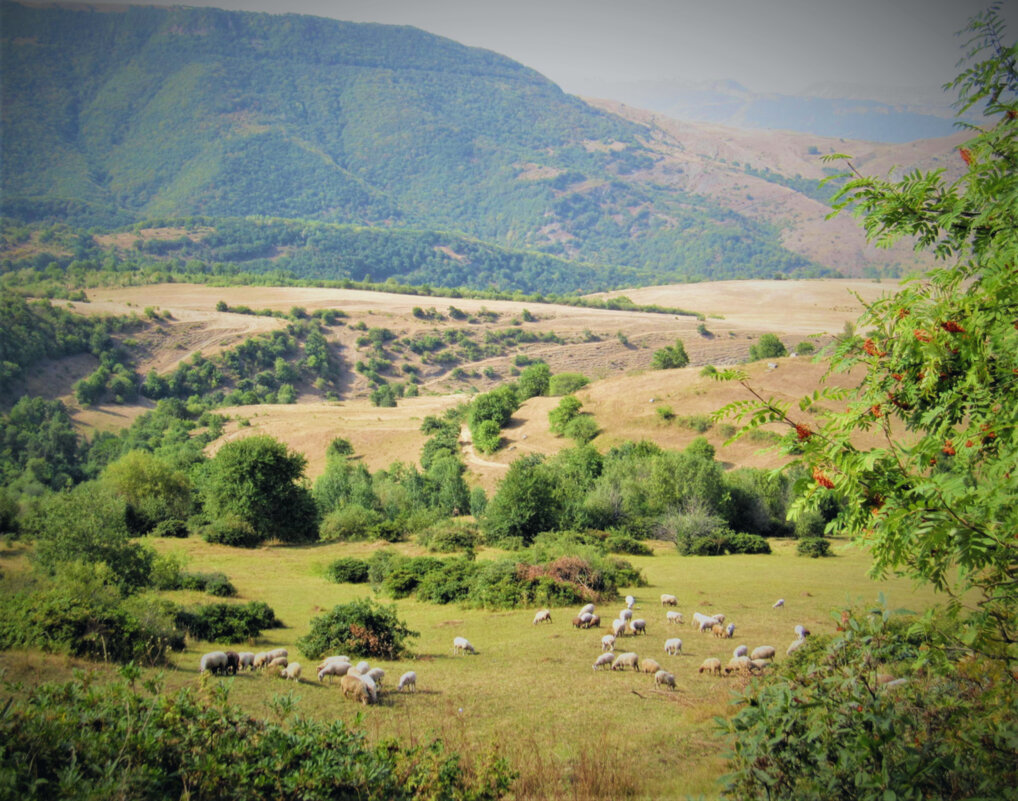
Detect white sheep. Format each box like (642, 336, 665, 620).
(579, 603, 596, 616)
(340, 673, 373, 705)
(750, 645, 776, 661)
(654, 670, 676, 689)
(630, 618, 647, 635)
(697, 615, 721, 632)
(354, 660, 371, 675)
(639, 657, 662, 674)
(199, 651, 229, 675)
(453, 636, 477, 655)
(366, 667, 385, 686)
(733, 645, 749, 658)
(620, 608, 633, 623)
(612, 618, 627, 638)
(358, 672, 378, 703)
(726, 622, 735, 638)
(664, 638, 683, 656)
(773, 599, 785, 608)
(725, 656, 751, 676)
(317, 660, 351, 683)
(266, 648, 288, 661)
(253, 652, 269, 669)
(610, 651, 639, 671)
(238, 652, 256, 670)
(660, 594, 678, 607)
(397, 671, 417, 692)
(794, 624, 810, 639)
(601, 634, 616, 652)
(533, 609, 552, 624)
(625, 595, 636, 609)
(786, 637, 807, 655)
(592, 653, 615, 671)
(317, 655, 350, 673)
(267, 656, 288, 669)
(699, 658, 722, 676)
(666, 611, 684, 625)
(281, 662, 302, 681)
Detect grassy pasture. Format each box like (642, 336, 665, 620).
(0, 535, 942, 799)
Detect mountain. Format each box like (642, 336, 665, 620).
(0, 3, 961, 290)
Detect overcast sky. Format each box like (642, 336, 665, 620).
(94, 0, 1009, 98)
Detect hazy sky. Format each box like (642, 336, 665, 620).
(94, 0, 1008, 98)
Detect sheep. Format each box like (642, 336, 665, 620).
(224, 651, 240, 675)
(317, 655, 350, 672)
(453, 636, 477, 655)
(786, 637, 807, 655)
(267, 656, 288, 669)
(397, 671, 417, 692)
(612, 618, 627, 638)
(698, 658, 722, 676)
(620, 608, 633, 623)
(630, 618, 647, 635)
(725, 656, 752, 676)
(238, 651, 256, 670)
(572, 616, 587, 629)
(588, 613, 601, 628)
(694, 613, 721, 632)
(793, 624, 810, 639)
(773, 599, 785, 608)
(317, 660, 351, 683)
(592, 653, 615, 671)
(750, 645, 776, 661)
(340, 673, 373, 705)
(253, 652, 269, 669)
(579, 612, 594, 627)
(714, 614, 726, 624)
(533, 609, 552, 624)
(266, 648, 288, 661)
(625, 595, 636, 609)
(579, 603, 596, 616)
(664, 638, 683, 656)
(601, 634, 616, 652)
(281, 662, 302, 681)
(725, 622, 735, 638)
(666, 611, 684, 625)
(733, 645, 749, 658)
(639, 658, 662, 674)
(366, 667, 385, 686)
(199, 651, 229, 675)
(354, 660, 371, 674)
(749, 659, 770, 674)
(654, 670, 676, 690)
(711, 623, 726, 638)
(358, 672, 378, 703)
(660, 594, 678, 607)
(611, 652, 639, 671)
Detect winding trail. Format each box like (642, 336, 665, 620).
(459, 425, 509, 470)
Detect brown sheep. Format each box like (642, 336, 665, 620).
(340, 674, 373, 705)
(698, 657, 722, 676)
(639, 658, 662, 674)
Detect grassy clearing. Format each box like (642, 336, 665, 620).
(0, 535, 941, 800)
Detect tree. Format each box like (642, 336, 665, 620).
(297, 598, 418, 660)
(747, 333, 787, 361)
(198, 435, 318, 545)
(101, 450, 192, 534)
(516, 362, 550, 400)
(650, 339, 689, 369)
(482, 455, 559, 547)
(719, 8, 1017, 660)
(548, 395, 582, 435)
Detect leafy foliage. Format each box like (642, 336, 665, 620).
(174, 601, 281, 643)
(650, 339, 690, 369)
(297, 598, 418, 660)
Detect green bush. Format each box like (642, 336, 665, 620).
(174, 601, 281, 642)
(725, 533, 771, 554)
(200, 514, 261, 548)
(651, 339, 689, 369)
(319, 504, 384, 541)
(564, 414, 599, 444)
(797, 537, 832, 558)
(603, 531, 653, 556)
(152, 518, 188, 538)
(417, 520, 481, 552)
(0, 674, 515, 800)
(325, 557, 370, 583)
(548, 372, 590, 395)
(297, 598, 418, 660)
(180, 571, 237, 597)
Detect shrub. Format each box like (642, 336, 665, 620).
(797, 537, 832, 558)
(656, 405, 675, 422)
(548, 372, 590, 395)
(152, 519, 188, 538)
(325, 557, 370, 584)
(174, 601, 281, 642)
(725, 533, 771, 554)
(201, 514, 261, 548)
(418, 520, 481, 552)
(564, 414, 599, 444)
(748, 333, 787, 360)
(795, 340, 816, 355)
(179, 571, 236, 597)
(651, 339, 689, 369)
(319, 504, 384, 541)
(603, 531, 653, 556)
(297, 598, 418, 660)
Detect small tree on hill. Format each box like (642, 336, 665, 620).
(650, 339, 689, 369)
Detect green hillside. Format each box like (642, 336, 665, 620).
(0, 2, 826, 289)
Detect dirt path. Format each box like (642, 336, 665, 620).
(459, 424, 509, 470)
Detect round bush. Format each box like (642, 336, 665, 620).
(297, 598, 418, 660)
(726, 533, 772, 554)
(797, 537, 832, 558)
(201, 514, 260, 548)
(152, 519, 188, 538)
(325, 557, 370, 584)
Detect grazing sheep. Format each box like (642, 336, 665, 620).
(253, 652, 269, 669)
(660, 594, 678, 607)
(711, 624, 726, 638)
(654, 670, 676, 690)
(794, 624, 810, 639)
(266, 648, 288, 661)
(224, 651, 240, 675)
(572, 616, 586, 629)
(773, 599, 785, 608)
(593, 653, 615, 671)
(695, 613, 721, 632)
(612, 619, 627, 638)
(749, 659, 770, 674)
(453, 636, 477, 655)
(625, 595, 636, 609)
(358, 672, 378, 703)
(588, 613, 601, 628)
(281, 662, 302, 681)
(579, 612, 594, 626)
(786, 637, 807, 655)
(366, 667, 385, 686)
(726, 622, 735, 638)
(317, 655, 351, 671)
(714, 614, 726, 624)
(199, 651, 229, 675)
(666, 611, 684, 625)
(340, 674, 373, 705)
(397, 671, 417, 692)
(601, 634, 616, 652)
(733, 645, 749, 658)
(238, 652, 255, 670)
(533, 609, 552, 624)
(317, 661, 351, 683)
(639, 658, 662, 674)
(354, 660, 371, 674)
(630, 618, 647, 635)
(699, 658, 722, 676)
(664, 638, 683, 656)
(579, 603, 596, 616)
(750, 645, 776, 661)
(267, 656, 288, 669)
(620, 608, 633, 623)
(725, 656, 752, 676)
(611, 652, 639, 671)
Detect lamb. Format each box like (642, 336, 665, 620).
(397, 671, 417, 692)
(711, 623, 726, 638)
(698, 658, 722, 676)
(593, 653, 615, 671)
(281, 662, 302, 681)
(725, 656, 752, 676)
(660, 594, 678, 607)
(750, 645, 776, 661)
(533, 609, 552, 624)
(267, 656, 288, 669)
(664, 638, 683, 656)
(601, 634, 616, 652)
(238, 652, 256, 670)
(453, 636, 477, 655)
(199, 651, 229, 675)
(579, 603, 596, 616)
(610, 652, 639, 671)
(340, 673, 373, 705)
(654, 670, 676, 689)
(366, 667, 385, 686)
(666, 611, 684, 625)
(639, 658, 662, 674)
(694, 613, 721, 632)
(317, 660, 351, 683)
(732, 645, 749, 658)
